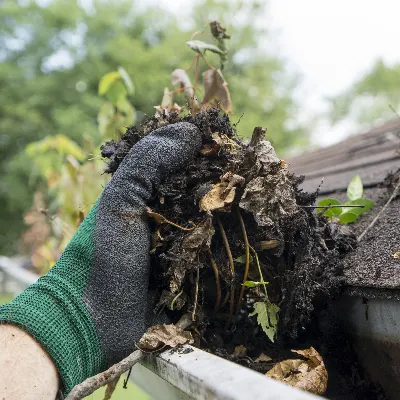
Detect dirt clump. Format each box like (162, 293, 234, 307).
(102, 110, 383, 398)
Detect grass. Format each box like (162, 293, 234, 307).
(0, 293, 149, 400)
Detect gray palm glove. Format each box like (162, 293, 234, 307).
(0, 122, 201, 396)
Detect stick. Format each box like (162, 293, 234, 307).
(236, 207, 250, 314)
(192, 267, 200, 321)
(300, 205, 366, 209)
(358, 180, 400, 242)
(208, 250, 222, 313)
(217, 216, 235, 328)
(65, 350, 143, 400)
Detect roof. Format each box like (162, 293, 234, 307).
(288, 119, 400, 194)
(288, 120, 400, 292)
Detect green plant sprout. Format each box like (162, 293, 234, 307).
(316, 175, 375, 224)
(236, 246, 279, 342)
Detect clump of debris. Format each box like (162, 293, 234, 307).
(101, 109, 373, 397)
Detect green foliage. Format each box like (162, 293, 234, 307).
(249, 300, 279, 342)
(0, 0, 309, 255)
(330, 59, 400, 126)
(317, 175, 375, 224)
(347, 175, 363, 201)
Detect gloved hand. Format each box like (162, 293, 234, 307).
(0, 122, 201, 397)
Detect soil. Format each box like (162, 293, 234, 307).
(101, 110, 387, 399)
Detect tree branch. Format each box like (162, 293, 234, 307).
(65, 350, 143, 400)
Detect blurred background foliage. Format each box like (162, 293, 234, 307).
(0, 0, 309, 257)
(1, 0, 395, 260)
(329, 59, 400, 127)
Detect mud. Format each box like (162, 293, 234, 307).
(102, 110, 386, 399)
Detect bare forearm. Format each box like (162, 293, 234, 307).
(0, 324, 59, 400)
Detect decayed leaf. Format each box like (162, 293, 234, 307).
(200, 172, 244, 212)
(168, 215, 214, 293)
(249, 301, 279, 342)
(233, 345, 247, 358)
(138, 324, 194, 350)
(239, 127, 298, 227)
(171, 69, 198, 109)
(266, 347, 328, 395)
(255, 353, 272, 363)
(257, 240, 280, 250)
(202, 68, 232, 113)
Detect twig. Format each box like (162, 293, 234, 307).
(216, 216, 235, 329)
(192, 268, 200, 321)
(208, 250, 222, 313)
(358, 180, 400, 242)
(300, 205, 366, 209)
(103, 377, 120, 400)
(236, 207, 250, 314)
(65, 350, 143, 400)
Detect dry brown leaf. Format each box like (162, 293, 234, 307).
(200, 172, 244, 212)
(233, 345, 247, 358)
(266, 347, 328, 395)
(257, 240, 280, 250)
(202, 69, 232, 113)
(255, 353, 273, 363)
(171, 69, 198, 109)
(138, 324, 194, 351)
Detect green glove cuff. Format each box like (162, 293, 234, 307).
(0, 201, 107, 396)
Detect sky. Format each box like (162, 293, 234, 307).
(161, 0, 400, 147)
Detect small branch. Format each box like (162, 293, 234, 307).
(208, 250, 222, 313)
(358, 180, 400, 242)
(300, 205, 366, 209)
(103, 377, 120, 400)
(236, 207, 250, 315)
(217, 216, 235, 329)
(65, 350, 143, 400)
(192, 267, 200, 321)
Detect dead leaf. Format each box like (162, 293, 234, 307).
(255, 353, 272, 363)
(167, 215, 215, 293)
(266, 347, 328, 395)
(202, 69, 232, 113)
(233, 345, 247, 358)
(138, 324, 194, 351)
(171, 69, 198, 109)
(393, 250, 399, 259)
(257, 240, 280, 250)
(200, 172, 244, 212)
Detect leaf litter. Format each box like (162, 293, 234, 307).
(101, 109, 386, 398)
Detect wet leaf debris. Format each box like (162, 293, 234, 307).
(101, 109, 358, 395)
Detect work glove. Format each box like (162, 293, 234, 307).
(0, 122, 201, 397)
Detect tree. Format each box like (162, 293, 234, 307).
(0, 0, 308, 255)
(329, 59, 400, 126)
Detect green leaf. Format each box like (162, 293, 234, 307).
(341, 198, 375, 215)
(347, 175, 363, 201)
(234, 254, 254, 264)
(186, 40, 226, 55)
(98, 71, 120, 96)
(243, 280, 269, 288)
(316, 198, 342, 217)
(249, 301, 279, 342)
(338, 212, 359, 224)
(118, 66, 134, 95)
(106, 81, 128, 106)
